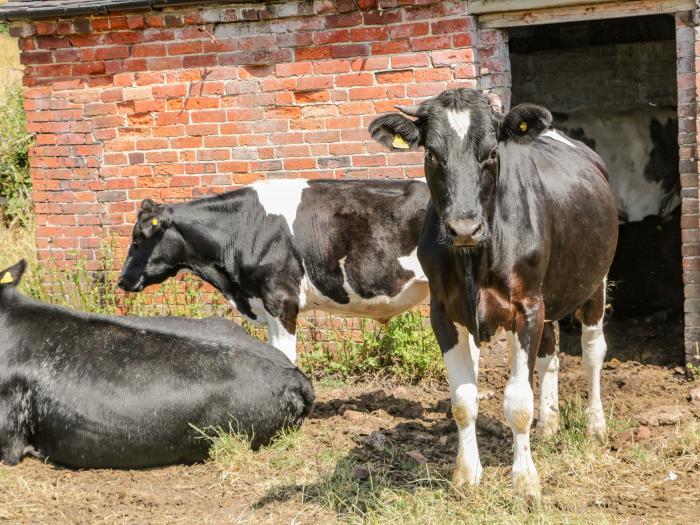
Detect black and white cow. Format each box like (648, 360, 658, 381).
(118, 179, 430, 362)
(370, 89, 618, 503)
(0, 260, 313, 468)
(553, 105, 679, 222)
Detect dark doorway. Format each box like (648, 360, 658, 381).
(509, 15, 683, 365)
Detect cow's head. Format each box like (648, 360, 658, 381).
(118, 199, 183, 292)
(0, 259, 26, 295)
(369, 88, 551, 248)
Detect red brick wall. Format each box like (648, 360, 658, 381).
(10, 0, 480, 268)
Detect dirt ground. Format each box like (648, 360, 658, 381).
(0, 318, 698, 524)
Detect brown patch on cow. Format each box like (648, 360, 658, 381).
(511, 408, 532, 434)
(575, 282, 606, 326)
(452, 403, 470, 428)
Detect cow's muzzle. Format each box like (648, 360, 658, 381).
(445, 217, 487, 247)
(117, 275, 144, 292)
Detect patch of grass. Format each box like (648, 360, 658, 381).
(300, 310, 444, 384)
(0, 81, 32, 226)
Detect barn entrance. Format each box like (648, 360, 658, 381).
(508, 14, 684, 364)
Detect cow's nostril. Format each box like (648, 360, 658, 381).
(446, 223, 459, 238)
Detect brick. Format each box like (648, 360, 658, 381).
(411, 35, 451, 52)
(327, 12, 363, 28)
(294, 90, 331, 103)
(349, 86, 386, 100)
(432, 18, 473, 34)
(276, 62, 313, 77)
(336, 72, 374, 87)
(332, 43, 370, 59)
(106, 31, 140, 45)
(363, 10, 402, 25)
(315, 29, 351, 45)
(432, 49, 474, 66)
(376, 69, 414, 84)
(350, 26, 389, 42)
(371, 40, 410, 55)
(296, 46, 332, 61)
(390, 22, 429, 39)
(96, 46, 130, 61)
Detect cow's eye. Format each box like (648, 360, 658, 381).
(426, 148, 441, 164)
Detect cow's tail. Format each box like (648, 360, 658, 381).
(287, 371, 315, 426)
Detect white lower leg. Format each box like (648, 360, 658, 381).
(536, 352, 560, 437)
(266, 312, 298, 363)
(581, 319, 607, 440)
(504, 330, 540, 503)
(444, 327, 482, 487)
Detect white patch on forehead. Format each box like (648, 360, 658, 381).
(541, 129, 576, 148)
(250, 179, 309, 234)
(447, 109, 471, 139)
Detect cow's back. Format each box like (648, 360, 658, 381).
(291, 179, 430, 319)
(497, 134, 618, 320)
(2, 302, 312, 468)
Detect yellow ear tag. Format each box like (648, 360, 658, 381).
(1, 272, 13, 284)
(519, 121, 528, 133)
(392, 135, 410, 149)
(151, 218, 159, 226)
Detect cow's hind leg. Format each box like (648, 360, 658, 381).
(577, 282, 608, 441)
(431, 296, 482, 488)
(536, 321, 560, 437)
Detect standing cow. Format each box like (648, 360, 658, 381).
(118, 179, 430, 362)
(370, 89, 618, 503)
(0, 259, 314, 468)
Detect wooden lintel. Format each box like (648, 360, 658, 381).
(477, 0, 695, 29)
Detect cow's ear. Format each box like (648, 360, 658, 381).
(0, 259, 27, 288)
(499, 103, 552, 143)
(141, 198, 158, 211)
(368, 113, 422, 151)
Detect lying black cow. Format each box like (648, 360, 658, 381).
(118, 179, 430, 362)
(370, 89, 618, 503)
(0, 260, 314, 468)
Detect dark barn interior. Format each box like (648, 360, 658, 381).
(509, 15, 683, 364)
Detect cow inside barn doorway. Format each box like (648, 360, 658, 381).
(508, 14, 684, 364)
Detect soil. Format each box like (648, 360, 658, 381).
(0, 317, 698, 524)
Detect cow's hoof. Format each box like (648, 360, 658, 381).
(586, 410, 607, 442)
(537, 413, 560, 438)
(512, 469, 541, 508)
(587, 422, 607, 442)
(451, 463, 482, 492)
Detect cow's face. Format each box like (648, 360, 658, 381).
(118, 199, 185, 292)
(369, 88, 551, 248)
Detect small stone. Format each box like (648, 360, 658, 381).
(438, 435, 448, 446)
(689, 386, 700, 403)
(404, 449, 428, 464)
(367, 389, 387, 403)
(342, 409, 365, 421)
(634, 426, 652, 442)
(338, 403, 358, 416)
(618, 428, 635, 443)
(351, 465, 370, 481)
(362, 431, 386, 452)
(478, 390, 495, 400)
(637, 405, 685, 427)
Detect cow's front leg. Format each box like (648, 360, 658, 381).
(536, 321, 560, 437)
(265, 311, 298, 363)
(504, 299, 544, 505)
(577, 282, 608, 441)
(430, 297, 482, 488)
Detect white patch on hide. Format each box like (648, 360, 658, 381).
(397, 248, 426, 281)
(541, 129, 576, 148)
(250, 179, 309, 234)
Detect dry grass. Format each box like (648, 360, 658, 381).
(202, 393, 700, 524)
(0, 30, 22, 95)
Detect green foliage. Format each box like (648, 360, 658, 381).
(0, 82, 33, 225)
(300, 310, 444, 384)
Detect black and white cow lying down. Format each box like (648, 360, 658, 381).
(370, 89, 618, 503)
(118, 179, 431, 362)
(0, 260, 314, 468)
